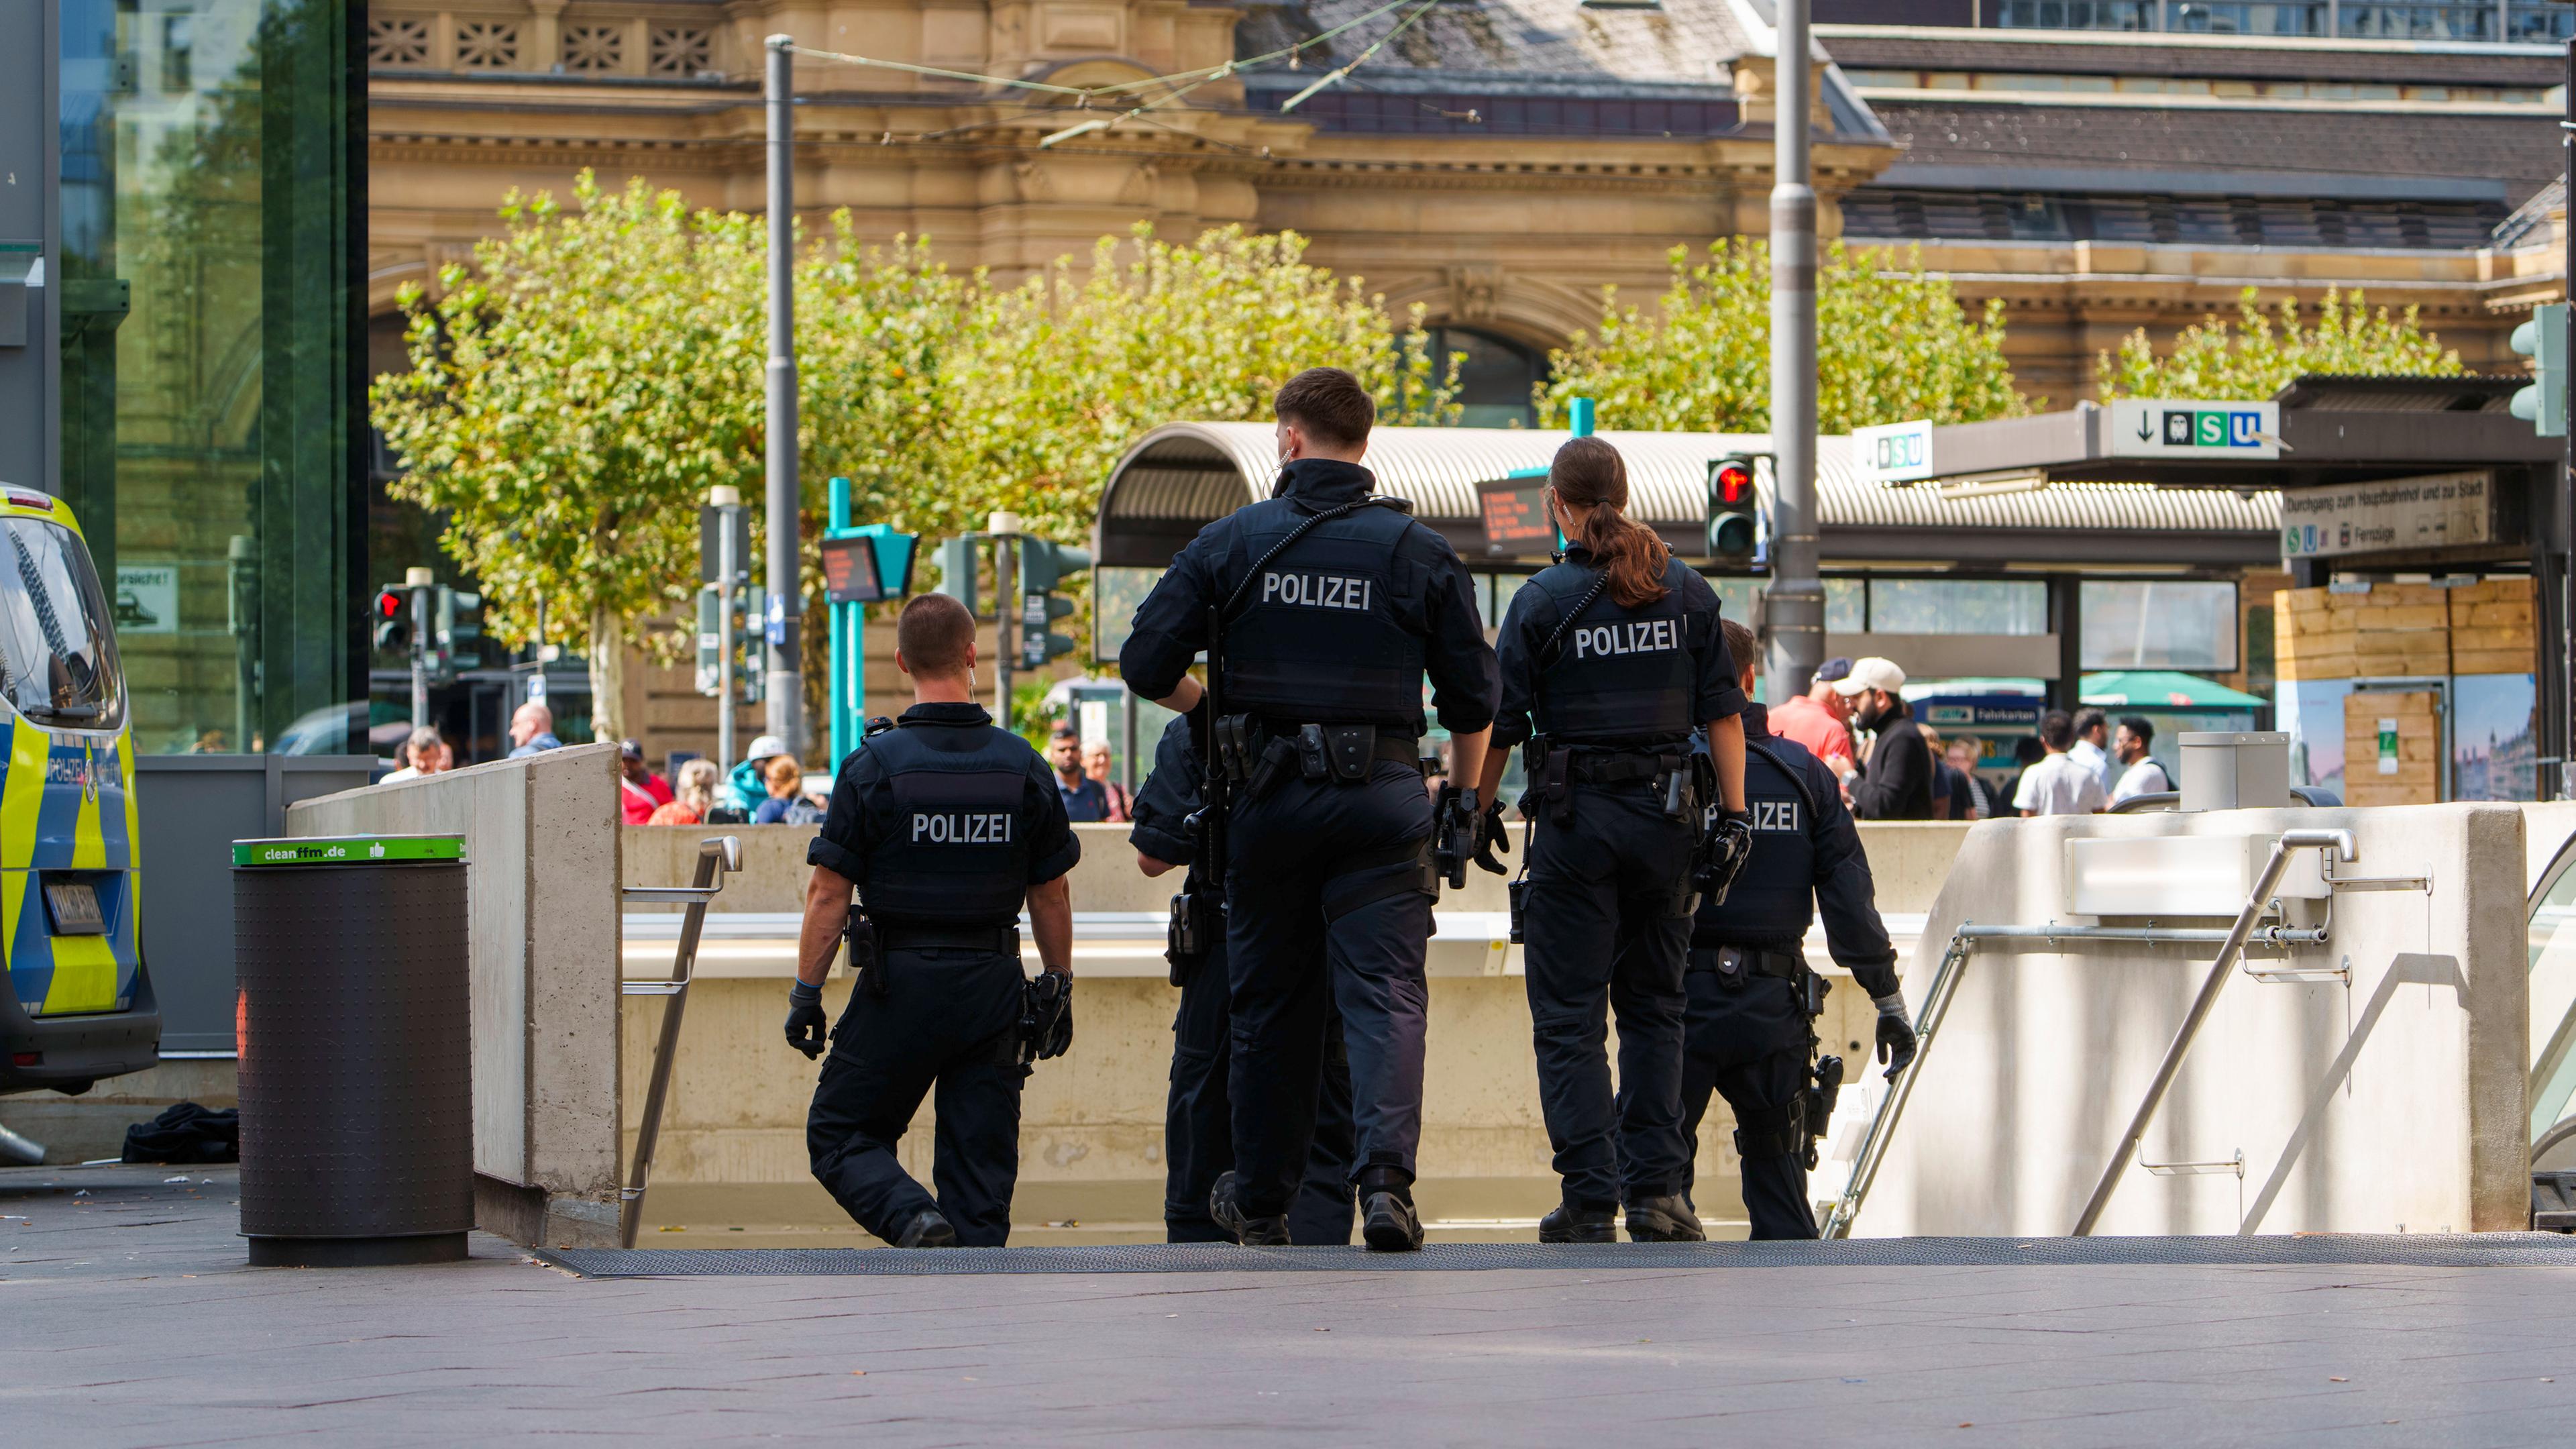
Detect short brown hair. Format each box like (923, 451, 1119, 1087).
(765, 753, 804, 788)
(897, 594, 975, 678)
(1720, 618, 1757, 682)
(1274, 368, 1375, 448)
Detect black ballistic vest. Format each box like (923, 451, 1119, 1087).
(860, 720, 1038, 924)
(1530, 559, 1696, 745)
(1697, 739, 1817, 945)
(1224, 500, 1425, 724)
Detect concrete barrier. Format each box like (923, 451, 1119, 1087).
(286, 745, 624, 1246)
(1851, 804, 2528, 1237)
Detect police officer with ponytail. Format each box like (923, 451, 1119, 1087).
(786, 593, 1080, 1248)
(1121, 367, 1499, 1252)
(1676, 617, 1915, 1240)
(1476, 436, 1753, 1244)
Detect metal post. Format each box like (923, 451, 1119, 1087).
(716, 496, 738, 775)
(406, 566, 434, 729)
(228, 534, 258, 754)
(1762, 0, 1823, 706)
(2561, 39, 2573, 799)
(763, 34, 805, 757)
(990, 519, 1018, 722)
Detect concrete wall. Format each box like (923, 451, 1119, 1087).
(1855, 805, 2529, 1238)
(619, 820, 1970, 1232)
(287, 745, 624, 1244)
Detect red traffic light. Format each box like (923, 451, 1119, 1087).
(1713, 462, 1753, 505)
(376, 589, 405, 619)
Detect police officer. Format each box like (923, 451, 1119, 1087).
(1475, 436, 1752, 1244)
(786, 594, 1080, 1248)
(1121, 366, 1500, 1252)
(1677, 617, 1916, 1240)
(1130, 712, 1359, 1244)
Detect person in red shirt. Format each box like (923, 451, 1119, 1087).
(619, 739, 675, 825)
(1766, 656, 1858, 780)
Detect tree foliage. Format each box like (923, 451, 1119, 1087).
(2095, 287, 2461, 400)
(1540, 239, 2028, 433)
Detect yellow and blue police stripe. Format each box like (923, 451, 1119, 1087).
(0, 720, 140, 1017)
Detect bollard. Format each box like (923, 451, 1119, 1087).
(233, 835, 471, 1267)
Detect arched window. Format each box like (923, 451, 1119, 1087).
(1421, 327, 1548, 428)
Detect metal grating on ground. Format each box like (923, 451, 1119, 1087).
(540, 1233, 2576, 1278)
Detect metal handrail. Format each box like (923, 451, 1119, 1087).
(616, 835, 740, 1249)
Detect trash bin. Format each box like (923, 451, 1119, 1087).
(233, 835, 471, 1267)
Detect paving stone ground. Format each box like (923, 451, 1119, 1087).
(10, 1165, 2576, 1447)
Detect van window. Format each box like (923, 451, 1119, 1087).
(0, 519, 125, 731)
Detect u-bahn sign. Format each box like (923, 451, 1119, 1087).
(2107, 398, 2281, 459)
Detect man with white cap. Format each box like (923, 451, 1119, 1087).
(1833, 657, 1935, 821)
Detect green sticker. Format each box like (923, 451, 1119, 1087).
(232, 836, 466, 867)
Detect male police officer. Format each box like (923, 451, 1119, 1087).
(1121, 366, 1500, 1252)
(1679, 619, 1915, 1239)
(786, 594, 1079, 1248)
(1131, 713, 1360, 1244)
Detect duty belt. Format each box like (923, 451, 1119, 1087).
(1564, 748, 1686, 785)
(1257, 722, 1424, 770)
(877, 922, 1022, 956)
(1688, 944, 1803, 981)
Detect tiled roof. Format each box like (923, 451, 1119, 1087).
(1234, 0, 1757, 89)
(1868, 99, 2563, 209)
(2496, 178, 2566, 250)
(1819, 31, 2563, 87)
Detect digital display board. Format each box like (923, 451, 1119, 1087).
(818, 535, 884, 604)
(1477, 470, 1557, 555)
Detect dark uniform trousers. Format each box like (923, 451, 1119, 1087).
(1521, 782, 1697, 1208)
(1167, 941, 1357, 1244)
(1224, 759, 1434, 1221)
(807, 946, 1028, 1246)
(1675, 955, 1818, 1240)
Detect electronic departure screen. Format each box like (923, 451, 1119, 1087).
(1477, 472, 1556, 554)
(818, 536, 884, 604)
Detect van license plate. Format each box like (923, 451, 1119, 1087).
(44, 881, 105, 934)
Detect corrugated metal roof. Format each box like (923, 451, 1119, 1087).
(1099, 422, 2281, 537)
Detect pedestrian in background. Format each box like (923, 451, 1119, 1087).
(1049, 722, 1110, 822)
(1835, 658, 1935, 820)
(2110, 716, 2170, 804)
(382, 727, 451, 783)
(1996, 734, 2046, 814)
(1082, 740, 1134, 823)
(2015, 710, 2108, 816)
(753, 753, 825, 825)
(505, 702, 561, 759)
(727, 734, 790, 818)
(2069, 708, 2116, 796)
(1768, 656, 1857, 780)
(651, 758, 720, 826)
(1943, 737, 1990, 820)
(619, 740, 673, 824)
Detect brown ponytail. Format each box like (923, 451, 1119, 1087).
(1549, 437, 1670, 609)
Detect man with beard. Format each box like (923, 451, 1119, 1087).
(1833, 657, 1935, 821)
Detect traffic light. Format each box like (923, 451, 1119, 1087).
(694, 582, 761, 702)
(432, 586, 481, 680)
(2512, 303, 2567, 438)
(932, 535, 981, 616)
(1017, 537, 1091, 669)
(1706, 454, 1759, 566)
(372, 587, 411, 653)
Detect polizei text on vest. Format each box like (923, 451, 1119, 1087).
(1262, 571, 1374, 612)
(1571, 619, 1680, 659)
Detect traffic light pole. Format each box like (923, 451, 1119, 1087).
(716, 503, 739, 774)
(990, 516, 1018, 724)
(407, 567, 433, 730)
(763, 34, 805, 759)
(1762, 0, 1824, 705)
(2561, 37, 2573, 800)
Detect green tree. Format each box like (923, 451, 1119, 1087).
(1541, 239, 2027, 433)
(373, 173, 767, 739)
(2096, 286, 2461, 400)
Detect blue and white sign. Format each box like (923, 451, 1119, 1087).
(1850, 419, 1934, 484)
(2106, 398, 2280, 459)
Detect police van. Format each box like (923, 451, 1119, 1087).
(0, 490, 158, 1099)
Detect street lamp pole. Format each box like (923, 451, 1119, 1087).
(1763, 0, 1823, 706)
(763, 34, 806, 757)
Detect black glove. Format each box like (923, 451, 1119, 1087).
(1023, 971, 1074, 1063)
(1696, 808, 1756, 904)
(1432, 786, 1481, 890)
(1470, 798, 1510, 876)
(1873, 992, 1918, 1081)
(784, 980, 828, 1060)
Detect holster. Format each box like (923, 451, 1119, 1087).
(1803, 1055, 1845, 1171)
(1213, 714, 1258, 787)
(1507, 877, 1529, 945)
(1731, 1093, 1806, 1163)
(1165, 886, 1219, 987)
(1524, 739, 1574, 824)
(848, 912, 885, 998)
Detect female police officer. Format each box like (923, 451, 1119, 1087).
(1474, 436, 1750, 1244)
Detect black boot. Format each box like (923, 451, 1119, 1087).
(1210, 1171, 1289, 1246)
(1624, 1193, 1705, 1243)
(892, 1207, 958, 1248)
(1358, 1165, 1423, 1252)
(1538, 1199, 1618, 1244)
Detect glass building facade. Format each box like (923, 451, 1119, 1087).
(55, 0, 366, 757)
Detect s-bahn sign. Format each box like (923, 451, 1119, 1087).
(2106, 398, 2281, 460)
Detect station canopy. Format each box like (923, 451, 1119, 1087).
(1095, 422, 2282, 571)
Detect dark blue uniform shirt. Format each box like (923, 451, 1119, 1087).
(1118, 458, 1499, 738)
(1128, 714, 1202, 871)
(1490, 547, 1745, 752)
(1697, 702, 1899, 1000)
(808, 701, 1081, 903)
